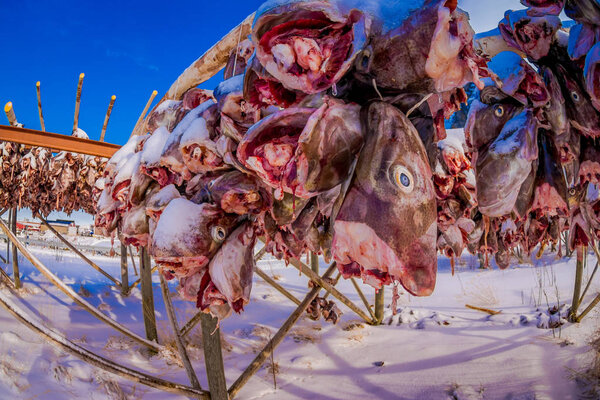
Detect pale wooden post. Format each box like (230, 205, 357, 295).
(374, 287, 384, 325)
(120, 244, 129, 296)
(140, 246, 158, 343)
(11, 208, 20, 289)
(201, 313, 228, 400)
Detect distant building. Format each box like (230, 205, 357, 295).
(39, 219, 79, 235)
(16, 221, 41, 232)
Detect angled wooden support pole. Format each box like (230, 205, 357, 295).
(228, 262, 338, 398)
(130, 90, 157, 138)
(140, 246, 158, 343)
(201, 313, 228, 400)
(100, 95, 116, 142)
(37, 215, 121, 288)
(129, 246, 139, 276)
(159, 274, 202, 391)
(11, 208, 20, 289)
(351, 278, 376, 322)
(120, 244, 129, 296)
(0, 218, 161, 351)
(255, 266, 301, 306)
(287, 257, 373, 324)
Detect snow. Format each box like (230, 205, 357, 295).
(141, 127, 170, 166)
(0, 241, 597, 399)
(214, 75, 244, 103)
(179, 118, 211, 149)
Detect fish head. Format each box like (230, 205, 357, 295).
(465, 96, 524, 150)
(584, 42, 600, 112)
(252, 0, 369, 94)
(208, 170, 272, 215)
(476, 110, 539, 217)
(520, 0, 566, 16)
(333, 102, 437, 296)
(539, 66, 568, 135)
(554, 62, 600, 138)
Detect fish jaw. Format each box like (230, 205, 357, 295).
(585, 42, 600, 112)
(332, 220, 436, 295)
(253, 1, 368, 94)
(521, 0, 566, 15)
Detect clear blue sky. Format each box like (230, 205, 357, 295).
(0, 0, 523, 225)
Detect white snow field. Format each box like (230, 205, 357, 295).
(0, 245, 597, 399)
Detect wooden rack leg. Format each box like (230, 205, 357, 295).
(140, 247, 158, 343)
(569, 246, 584, 322)
(6, 209, 11, 263)
(11, 208, 20, 289)
(159, 274, 201, 391)
(310, 252, 319, 273)
(375, 287, 384, 325)
(129, 246, 139, 276)
(201, 313, 228, 400)
(120, 244, 129, 296)
(575, 292, 600, 322)
(351, 278, 376, 321)
(228, 262, 337, 398)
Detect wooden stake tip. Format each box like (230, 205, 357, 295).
(36, 81, 40, 87)
(152, 90, 158, 96)
(4, 102, 12, 113)
(111, 95, 116, 100)
(79, 73, 85, 79)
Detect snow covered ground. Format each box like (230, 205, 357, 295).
(0, 245, 597, 399)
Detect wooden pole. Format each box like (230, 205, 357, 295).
(73, 73, 84, 133)
(569, 246, 584, 322)
(120, 244, 129, 296)
(128, 265, 157, 293)
(575, 292, 600, 323)
(100, 95, 116, 142)
(0, 290, 208, 399)
(228, 262, 337, 398)
(255, 266, 301, 306)
(0, 264, 14, 288)
(4, 102, 20, 127)
(375, 287, 384, 325)
(140, 246, 158, 343)
(579, 261, 599, 305)
(351, 278, 376, 321)
(286, 258, 373, 324)
(130, 90, 157, 138)
(201, 313, 228, 400)
(159, 274, 202, 391)
(310, 252, 319, 273)
(129, 246, 138, 276)
(11, 209, 20, 289)
(180, 310, 204, 338)
(0, 218, 161, 351)
(322, 272, 342, 300)
(6, 208, 11, 261)
(35, 82, 45, 131)
(37, 215, 121, 287)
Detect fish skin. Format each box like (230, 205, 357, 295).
(475, 110, 538, 217)
(564, 0, 600, 26)
(333, 102, 437, 296)
(465, 98, 524, 151)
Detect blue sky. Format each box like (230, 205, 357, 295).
(0, 0, 523, 225)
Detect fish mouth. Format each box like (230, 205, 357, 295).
(332, 221, 437, 296)
(571, 120, 600, 139)
(181, 143, 224, 174)
(426, 5, 494, 91)
(579, 160, 600, 185)
(569, 211, 591, 250)
(140, 165, 179, 187)
(253, 3, 367, 94)
(531, 183, 568, 217)
(156, 257, 209, 280)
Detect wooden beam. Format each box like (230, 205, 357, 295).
(374, 287, 384, 324)
(569, 246, 585, 322)
(0, 290, 208, 398)
(130, 90, 157, 138)
(140, 247, 158, 343)
(11, 209, 20, 289)
(351, 278, 376, 322)
(0, 125, 120, 158)
(4, 102, 20, 127)
(201, 313, 228, 400)
(120, 244, 129, 296)
(159, 274, 202, 391)
(100, 95, 116, 142)
(128, 246, 138, 276)
(38, 215, 121, 288)
(73, 73, 84, 133)
(180, 310, 203, 338)
(0, 218, 161, 351)
(36, 82, 45, 132)
(228, 262, 337, 398)
(255, 266, 301, 306)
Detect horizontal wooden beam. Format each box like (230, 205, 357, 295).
(0, 125, 120, 158)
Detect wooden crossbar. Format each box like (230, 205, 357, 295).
(0, 125, 120, 158)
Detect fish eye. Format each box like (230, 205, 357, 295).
(571, 91, 580, 102)
(392, 165, 414, 193)
(211, 226, 227, 242)
(569, 188, 577, 196)
(494, 105, 504, 118)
